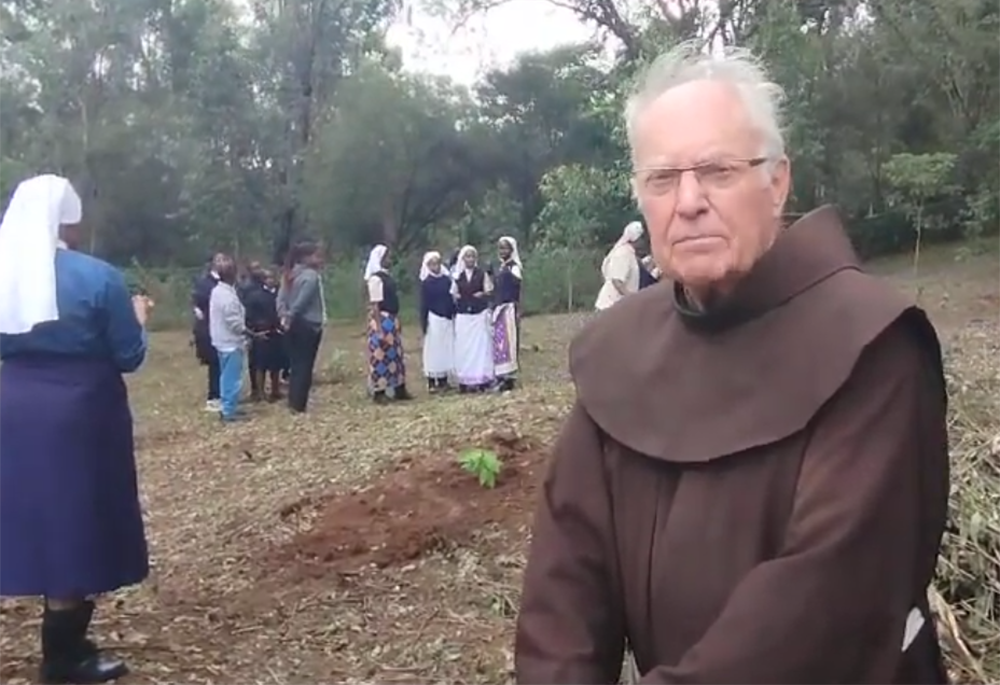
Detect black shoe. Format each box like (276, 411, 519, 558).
(373, 391, 390, 405)
(394, 384, 415, 401)
(40, 601, 129, 684)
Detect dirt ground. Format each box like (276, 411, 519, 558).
(0, 243, 997, 684)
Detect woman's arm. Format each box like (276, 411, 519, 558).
(104, 267, 148, 373)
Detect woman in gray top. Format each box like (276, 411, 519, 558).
(279, 240, 326, 413)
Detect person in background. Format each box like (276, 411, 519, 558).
(237, 260, 259, 301)
(452, 245, 495, 393)
(447, 247, 462, 278)
(0, 174, 152, 684)
(594, 221, 644, 311)
(638, 254, 663, 289)
(243, 265, 284, 402)
(266, 268, 291, 387)
(192, 253, 223, 411)
(492, 235, 523, 392)
(418, 250, 456, 393)
(365, 244, 413, 403)
(209, 255, 249, 423)
(280, 240, 326, 413)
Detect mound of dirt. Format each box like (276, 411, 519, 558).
(261, 431, 548, 580)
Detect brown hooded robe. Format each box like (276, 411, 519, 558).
(515, 206, 950, 684)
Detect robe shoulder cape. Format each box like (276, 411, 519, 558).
(515, 206, 950, 684)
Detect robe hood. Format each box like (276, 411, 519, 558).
(570, 205, 939, 463)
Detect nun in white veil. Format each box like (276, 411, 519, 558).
(594, 220, 644, 311)
(492, 235, 523, 391)
(0, 174, 151, 683)
(451, 244, 495, 392)
(418, 250, 456, 392)
(363, 244, 413, 402)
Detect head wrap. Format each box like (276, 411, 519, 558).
(0, 174, 82, 334)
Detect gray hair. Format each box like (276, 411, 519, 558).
(625, 41, 787, 162)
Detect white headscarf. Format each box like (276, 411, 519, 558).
(457, 244, 478, 273)
(419, 250, 443, 281)
(0, 174, 82, 335)
(498, 235, 523, 270)
(363, 244, 388, 281)
(614, 221, 644, 248)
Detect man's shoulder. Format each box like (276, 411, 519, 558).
(569, 282, 672, 375)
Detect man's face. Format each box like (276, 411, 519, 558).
(631, 80, 790, 296)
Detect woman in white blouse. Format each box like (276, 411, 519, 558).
(594, 221, 644, 311)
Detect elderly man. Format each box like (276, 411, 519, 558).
(515, 42, 949, 685)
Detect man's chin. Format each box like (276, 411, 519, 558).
(674, 264, 731, 291)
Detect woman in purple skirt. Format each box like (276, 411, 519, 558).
(0, 174, 152, 684)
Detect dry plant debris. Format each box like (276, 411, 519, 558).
(0, 246, 997, 684)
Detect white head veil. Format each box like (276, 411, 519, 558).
(498, 235, 523, 270)
(419, 250, 442, 281)
(457, 244, 478, 272)
(363, 244, 388, 281)
(0, 174, 82, 334)
(614, 221, 644, 248)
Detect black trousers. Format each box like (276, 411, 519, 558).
(286, 320, 322, 412)
(206, 350, 220, 401)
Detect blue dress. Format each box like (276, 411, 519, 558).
(0, 248, 149, 598)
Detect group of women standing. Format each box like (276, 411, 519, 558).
(362, 236, 523, 404)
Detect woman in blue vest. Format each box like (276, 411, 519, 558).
(492, 235, 523, 392)
(419, 250, 456, 393)
(364, 244, 413, 403)
(452, 244, 495, 392)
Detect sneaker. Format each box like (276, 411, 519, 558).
(204, 399, 221, 412)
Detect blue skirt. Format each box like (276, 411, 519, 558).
(0, 355, 149, 598)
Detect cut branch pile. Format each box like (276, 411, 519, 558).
(933, 342, 1000, 683)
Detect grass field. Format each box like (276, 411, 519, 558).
(1, 244, 998, 684)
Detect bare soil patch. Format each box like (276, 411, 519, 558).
(262, 431, 545, 581)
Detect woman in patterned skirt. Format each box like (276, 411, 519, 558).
(364, 244, 413, 404)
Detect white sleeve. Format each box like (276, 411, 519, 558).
(367, 276, 384, 303)
(510, 264, 523, 280)
(606, 248, 632, 283)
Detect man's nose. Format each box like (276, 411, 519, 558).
(675, 170, 709, 217)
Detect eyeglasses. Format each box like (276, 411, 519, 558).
(634, 157, 769, 196)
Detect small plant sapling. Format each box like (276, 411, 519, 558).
(457, 447, 502, 489)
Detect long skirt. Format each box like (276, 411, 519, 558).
(368, 312, 406, 391)
(492, 302, 519, 378)
(0, 356, 149, 598)
(422, 312, 454, 380)
(454, 310, 494, 387)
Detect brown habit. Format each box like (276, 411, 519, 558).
(515, 207, 950, 684)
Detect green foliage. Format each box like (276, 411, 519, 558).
(457, 447, 502, 489)
(884, 153, 959, 217)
